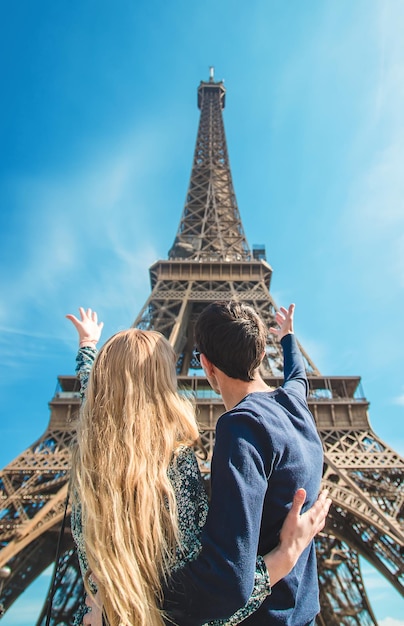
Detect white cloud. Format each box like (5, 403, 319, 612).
(379, 619, 404, 626)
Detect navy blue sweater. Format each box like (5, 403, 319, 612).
(164, 334, 323, 625)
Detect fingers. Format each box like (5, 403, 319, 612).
(66, 307, 104, 348)
(290, 488, 306, 518)
(66, 308, 102, 325)
(276, 304, 294, 324)
(84, 308, 97, 322)
(317, 489, 332, 516)
(311, 489, 332, 534)
(275, 309, 287, 324)
(269, 303, 295, 334)
(77, 307, 97, 321)
(82, 307, 92, 320)
(66, 308, 91, 323)
(277, 305, 292, 318)
(317, 489, 329, 506)
(321, 492, 332, 522)
(65, 314, 80, 326)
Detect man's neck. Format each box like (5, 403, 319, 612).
(219, 375, 270, 411)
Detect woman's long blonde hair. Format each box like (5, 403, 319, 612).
(70, 329, 200, 626)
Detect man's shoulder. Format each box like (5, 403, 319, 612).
(217, 386, 312, 436)
(227, 389, 283, 415)
(217, 392, 281, 432)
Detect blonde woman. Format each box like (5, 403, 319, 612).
(67, 308, 330, 626)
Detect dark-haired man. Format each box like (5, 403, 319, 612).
(164, 302, 325, 625)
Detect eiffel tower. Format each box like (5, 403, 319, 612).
(0, 71, 403, 625)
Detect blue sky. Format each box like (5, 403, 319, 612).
(1, 1, 403, 623)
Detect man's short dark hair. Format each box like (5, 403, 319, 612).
(194, 301, 267, 382)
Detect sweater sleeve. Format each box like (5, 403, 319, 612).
(203, 556, 270, 626)
(75, 346, 97, 399)
(71, 345, 97, 575)
(281, 333, 309, 399)
(71, 347, 98, 624)
(163, 411, 272, 625)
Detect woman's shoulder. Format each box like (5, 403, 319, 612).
(168, 445, 208, 514)
(169, 446, 209, 571)
(169, 445, 200, 477)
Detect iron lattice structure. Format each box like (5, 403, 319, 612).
(0, 73, 403, 624)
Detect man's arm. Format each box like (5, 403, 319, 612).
(270, 303, 308, 398)
(163, 411, 273, 625)
(280, 333, 308, 397)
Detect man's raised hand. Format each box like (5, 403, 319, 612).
(269, 304, 295, 340)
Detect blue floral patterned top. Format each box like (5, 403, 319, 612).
(71, 347, 270, 625)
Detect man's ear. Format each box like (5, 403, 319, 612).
(200, 353, 214, 376)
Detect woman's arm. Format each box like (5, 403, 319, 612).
(66, 307, 104, 397)
(67, 307, 104, 625)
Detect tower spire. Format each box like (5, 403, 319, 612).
(169, 75, 251, 261)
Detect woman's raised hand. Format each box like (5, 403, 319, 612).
(66, 307, 104, 348)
